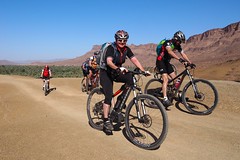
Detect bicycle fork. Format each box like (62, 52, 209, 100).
(132, 88, 147, 123)
(187, 71, 203, 100)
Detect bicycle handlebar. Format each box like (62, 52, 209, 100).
(179, 58, 196, 69)
(184, 63, 196, 69)
(40, 77, 52, 79)
(129, 68, 151, 76)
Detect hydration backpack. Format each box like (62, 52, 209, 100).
(95, 42, 117, 70)
(43, 69, 49, 77)
(156, 39, 166, 56)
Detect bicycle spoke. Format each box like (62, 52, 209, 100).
(125, 94, 168, 150)
(87, 88, 105, 130)
(182, 79, 218, 115)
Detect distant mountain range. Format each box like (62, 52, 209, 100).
(1, 21, 240, 69)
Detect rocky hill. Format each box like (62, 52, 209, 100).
(2, 21, 240, 81)
(0, 60, 17, 65)
(39, 21, 240, 68)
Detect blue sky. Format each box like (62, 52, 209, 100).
(0, 0, 239, 61)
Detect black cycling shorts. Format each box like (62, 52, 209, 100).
(82, 68, 89, 77)
(100, 69, 133, 105)
(156, 60, 174, 74)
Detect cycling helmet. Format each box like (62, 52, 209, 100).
(114, 30, 129, 40)
(173, 30, 186, 43)
(93, 51, 99, 55)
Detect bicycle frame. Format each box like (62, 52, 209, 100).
(43, 78, 50, 96)
(110, 72, 145, 122)
(166, 65, 198, 101)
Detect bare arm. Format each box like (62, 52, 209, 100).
(49, 70, 52, 77)
(106, 57, 118, 70)
(40, 70, 43, 77)
(166, 46, 192, 63)
(180, 52, 192, 64)
(166, 46, 180, 60)
(130, 56, 145, 72)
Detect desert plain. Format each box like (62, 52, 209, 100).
(0, 74, 240, 160)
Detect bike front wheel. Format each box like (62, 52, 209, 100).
(80, 78, 86, 92)
(44, 82, 48, 96)
(125, 94, 168, 150)
(86, 87, 104, 130)
(182, 79, 219, 115)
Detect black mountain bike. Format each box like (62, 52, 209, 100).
(144, 63, 218, 115)
(87, 70, 168, 150)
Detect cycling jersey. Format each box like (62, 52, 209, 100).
(158, 40, 183, 62)
(104, 42, 134, 70)
(89, 66, 99, 75)
(41, 69, 51, 79)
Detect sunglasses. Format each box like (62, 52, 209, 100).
(117, 39, 127, 43)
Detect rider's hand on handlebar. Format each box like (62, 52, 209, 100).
(179, 58, 189, 66)
(120, 67, 128, 74)
(189, 63, 196, 69)
(114, 67, 126, 76)
(143, 71, 151, 77)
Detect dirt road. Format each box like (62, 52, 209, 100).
(0, 75, 239, 160)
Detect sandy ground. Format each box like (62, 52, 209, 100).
(0, 75, 240, 160)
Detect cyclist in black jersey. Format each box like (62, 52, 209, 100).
(156, 31, 195, 109)
(100, 30, 150, 132)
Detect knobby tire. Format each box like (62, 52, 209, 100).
(125, 94, 168, 150)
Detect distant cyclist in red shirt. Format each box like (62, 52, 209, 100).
(40, 65, 52, 90)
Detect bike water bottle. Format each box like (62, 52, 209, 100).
(175, 78, 181, 89)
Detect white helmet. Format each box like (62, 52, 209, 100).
(173, 30, 186, 43)
(114, 30, 129, 40)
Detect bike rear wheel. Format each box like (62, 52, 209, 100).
(86, 87, 104, 130)
(125, 94, 168, 150)
(182, 79, 218, 115)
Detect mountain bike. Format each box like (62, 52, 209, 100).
(87, 69, 168, 150)
(144, 63, 218, 115)
(41, 77, 51, 96)
(81, 71, 100, 94)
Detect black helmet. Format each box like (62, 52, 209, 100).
(173, 31, 186, 43)
(114, 30, 129, 40)
(93, 51, 99, 55)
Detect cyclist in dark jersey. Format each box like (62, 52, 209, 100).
(81, 56, 99, 90)
(88, 58, 99, 87)
(81, 60, 90, 90)
(100, 30, 150, 132)
(156, 31, 195, 109)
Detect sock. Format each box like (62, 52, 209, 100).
(163, 97, 168, 101)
